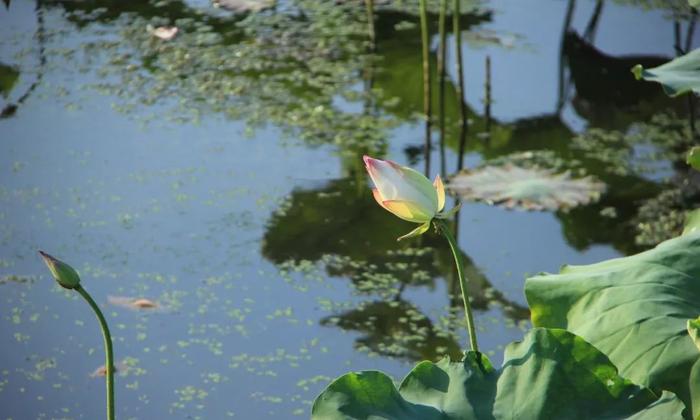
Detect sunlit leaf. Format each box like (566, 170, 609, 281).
(632, 48, 700, 97)
(685, 209, 700, 236)
(312, 328, 686, 419)
(448, 165, 605, 211)
(526, 231, 700, 418)
(689, 317, 700, 352)
(688, 146, 700, 171)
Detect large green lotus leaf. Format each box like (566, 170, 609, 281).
(525, 231, 700, 418)
(311, 328, 686, 419)
(632, 48, 700, 97)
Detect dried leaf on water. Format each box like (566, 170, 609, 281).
(108, 295, 159, 310)
(213, 0, 275, 12)
(151, 26, 178, 41)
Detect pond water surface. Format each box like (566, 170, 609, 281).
(1, 0, 698, 418)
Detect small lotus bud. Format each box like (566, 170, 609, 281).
(363, 155, 444, 223)
(38, 251, 81, 289)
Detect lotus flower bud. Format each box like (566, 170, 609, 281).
(364, 156, 450, 241)
(38, 251, 81, 290)
(363, 155, 445, 223)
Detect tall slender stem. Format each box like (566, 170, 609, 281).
(685, 16, 697, 142)
(556, 0, 575, 113)
(419, 0, 432, 176)
(437, 0, 447, 178)
(2, 0, 46, 118)
(484, 56, 491, 133)
(582, 0, 603, 42)
(435, 219, 479, 356)
(76, 286, 115, 420)
(364, 0, 375, 50)
(453, 0, 468, 171)
(685, 13, 696, 53)
(689, 96, 697, 142)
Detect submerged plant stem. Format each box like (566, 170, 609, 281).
(453, 0, 468, 170)
(438, 0, 447, 177)
(435, 219, 480, 356)
(364, 0, 375, 49)
(76, 286, 115, 420)
(419, 0, 432, 176)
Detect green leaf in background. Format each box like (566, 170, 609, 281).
(525, 231, 700, 418)
(311, 328, 686, 419)
(686, 209, 700, 235)
(691, 0, 700, 9)
(688, 146, 700, 171)
(631, 48, 700, 97)
(0, 63, 19, 98)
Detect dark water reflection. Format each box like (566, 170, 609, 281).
(0, 0, 698, 418)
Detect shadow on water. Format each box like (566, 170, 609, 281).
(320, 299, 464, 362)
(261, 174, 530, 361)
(564, 31, 682, 129)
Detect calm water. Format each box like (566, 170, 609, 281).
(1, 0, 697, 418)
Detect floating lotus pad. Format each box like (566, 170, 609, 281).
(448, 164, 606, 211)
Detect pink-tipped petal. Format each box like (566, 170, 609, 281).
(371, 188, 389, 211)
(434, 175, 445, 212)
(363, 155, 438, 219)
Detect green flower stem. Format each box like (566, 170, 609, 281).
(76, 285, 115, 420)
(435, 219, 480, 357)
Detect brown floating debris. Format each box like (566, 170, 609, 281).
(213, 0, 274, 12)
(151, 26, 178, 41)
(108, 295, 159, 310)
(90, 361, 127, 378)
